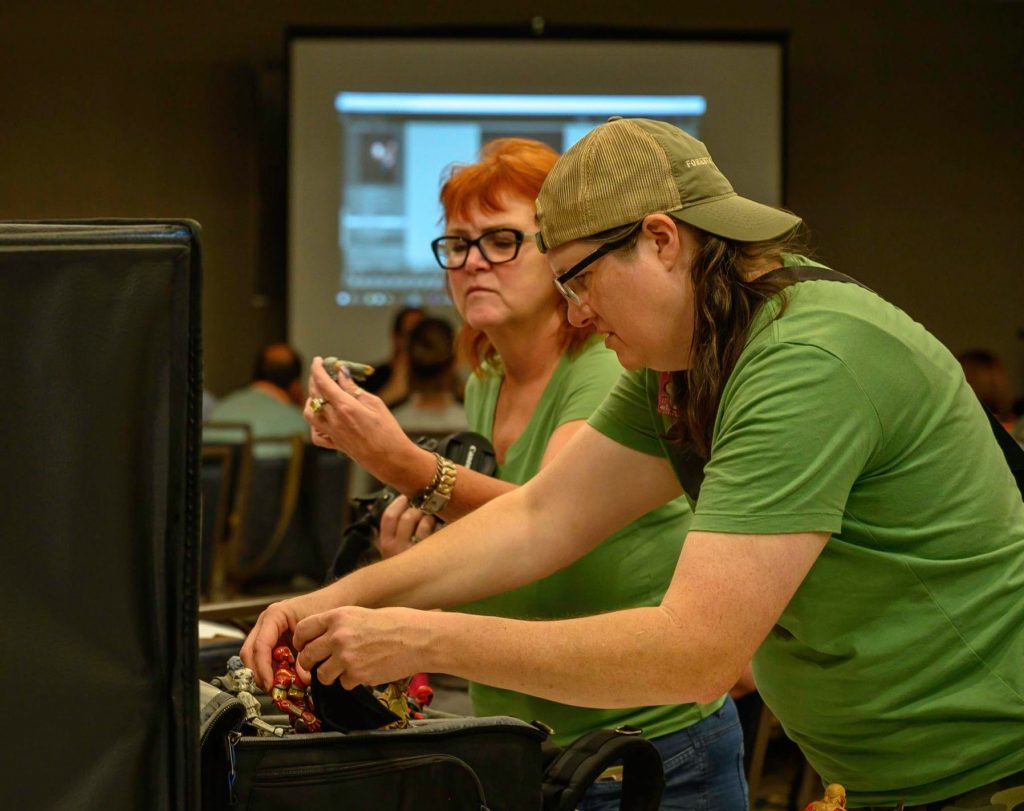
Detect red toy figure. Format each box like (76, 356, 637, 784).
(407, 672, 433, 707)
(271, 645, 321, 733)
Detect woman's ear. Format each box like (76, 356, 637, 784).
(642, 213, 683, 269)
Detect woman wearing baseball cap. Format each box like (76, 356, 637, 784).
(244, 119, 1024, 810)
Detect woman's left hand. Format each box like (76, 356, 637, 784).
(304, 357, 419, 483)
(293, 605, 429, 690)
(378, 495, 438, 559)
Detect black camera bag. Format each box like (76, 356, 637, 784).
(199, 682, 664, 811)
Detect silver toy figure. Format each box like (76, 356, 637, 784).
(212, 655, 285, 737)
(323, 357, 375, 382)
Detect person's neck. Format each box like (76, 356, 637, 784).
(744, 254, 786, 281)
(488, 309, 565, 387)
(251, 380, 292, 405)
(409, 391, 455, 410)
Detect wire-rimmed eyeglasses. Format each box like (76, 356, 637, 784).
(552, 223, 643, 306)
(431, 228, 537, 270)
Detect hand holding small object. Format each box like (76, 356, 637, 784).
(304, 357, 434, 487)
(271, 645, 321, 733)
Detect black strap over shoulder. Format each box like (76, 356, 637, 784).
(541, 728, 665, 811)
(667, 265, 1024, 501)
(986, 408, 1024, 497)
(758, 264, 872, 290)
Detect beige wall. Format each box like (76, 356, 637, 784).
(1, 2, 1021, 395)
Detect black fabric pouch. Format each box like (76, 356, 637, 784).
(307, 665, 403, 732)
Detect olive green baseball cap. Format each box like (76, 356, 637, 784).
(535, 117, 801, 252)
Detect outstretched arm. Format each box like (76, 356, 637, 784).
(293, 528, 827, 707)
(241, 425, 682, 688)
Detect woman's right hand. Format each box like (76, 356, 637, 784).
(378, 495, 438, 559)
(304, 357, 423, 484)
(240, 596, 309, 691)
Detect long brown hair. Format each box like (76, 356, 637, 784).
(439, 138, 595, 374)
(584, 218, 811, 458)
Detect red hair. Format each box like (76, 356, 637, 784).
(439, 138, 595, 374)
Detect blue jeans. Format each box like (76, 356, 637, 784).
(578, 696, 748, 811)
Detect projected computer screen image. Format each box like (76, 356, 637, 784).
(290, 37, 783, 362)
(335, 93, 707, 308)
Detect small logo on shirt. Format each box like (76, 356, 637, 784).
(685, 157, 713, 169)
(658, 372, 684, 418)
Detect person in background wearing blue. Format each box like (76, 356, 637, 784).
(205, 343, 308, 458)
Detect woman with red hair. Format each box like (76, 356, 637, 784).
(255, 138, 746, 809)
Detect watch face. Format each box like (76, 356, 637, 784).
(412, 455, 455, 515)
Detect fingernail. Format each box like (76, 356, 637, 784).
(340, 366, 352, 380)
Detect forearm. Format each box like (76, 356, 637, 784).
(378, 443, 516, 521)
(419, 607, 733, 707)
(333, 482, 580, 611)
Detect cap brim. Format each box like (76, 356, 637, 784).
(670, 194, 802, 242)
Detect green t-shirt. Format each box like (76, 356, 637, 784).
(462, 337, 723, 746)
(589, 277, 1024, 806)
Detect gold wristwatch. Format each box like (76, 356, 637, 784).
(410, 452, 457, 516)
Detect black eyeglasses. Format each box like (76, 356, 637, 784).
(553, 223, 643, 306)
(431, 228, 537, 270)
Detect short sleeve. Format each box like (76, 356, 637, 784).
(692, 341, 883, 534)
(556, 342, 631, 426)
(588, 368, 668, 458)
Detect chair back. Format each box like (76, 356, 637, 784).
(199, 435, 350, 592)
(200, 422, 253, 599)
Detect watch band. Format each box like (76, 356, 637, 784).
(411, 452, 457, 516)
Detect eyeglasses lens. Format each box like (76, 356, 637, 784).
(432, 229, 523, 270)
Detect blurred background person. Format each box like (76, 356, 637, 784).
(362, 305, 425, 407)
(390, 316, 468, 438)
(205, 343, 308, 458)
(957, 348, 1018, 433)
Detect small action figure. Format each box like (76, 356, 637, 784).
(373, 679, 412, 730)
(805, 783, 846, 811)
(271, 646, 321, 733)
(233, 665, 285, 737)
(210, 655, 246, 694)
(212, 655, 285, 737)
(323, 357, 375, 383)
(407, 672, 433, 708)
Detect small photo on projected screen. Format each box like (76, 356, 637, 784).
(333, 93, 706, 308)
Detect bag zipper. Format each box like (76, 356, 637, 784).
(229, 717, 545, 749)
(199, 696, 244, 751)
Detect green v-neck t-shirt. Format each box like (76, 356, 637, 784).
(588, 274, 1024, 806)
(461, 337, 724, 746)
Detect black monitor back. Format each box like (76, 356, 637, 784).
(0, 221, 201, 810)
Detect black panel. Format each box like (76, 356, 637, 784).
(0, 221, 201, 810)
